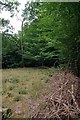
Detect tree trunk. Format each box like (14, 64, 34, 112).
(20, 19, 24, 67)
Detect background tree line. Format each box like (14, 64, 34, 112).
(1, 1, 80, 77)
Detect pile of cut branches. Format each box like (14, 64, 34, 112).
(30, 70, 80, 119)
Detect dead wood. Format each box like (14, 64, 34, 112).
(30, 70, 80, 119)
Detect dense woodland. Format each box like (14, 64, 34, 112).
(1, 1, 80, 77)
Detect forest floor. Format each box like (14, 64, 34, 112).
(2, 67, 80, 119)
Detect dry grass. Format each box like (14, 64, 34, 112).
(2, 67, 50, 118)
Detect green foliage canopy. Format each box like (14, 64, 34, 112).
(2, 2, 80, 76)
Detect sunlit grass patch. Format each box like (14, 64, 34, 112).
(18, 88, 28, 95)
(2, 67, 50, 117)
(29, 80, 44, 98)
(9, 77, 19, 83)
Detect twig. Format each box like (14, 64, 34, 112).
(68, 84, 80, 112)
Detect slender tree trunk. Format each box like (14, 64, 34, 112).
(20, 19, 24, 67)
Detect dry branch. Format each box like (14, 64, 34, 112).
(31, 71, 80, 119)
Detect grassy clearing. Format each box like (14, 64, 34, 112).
(2, 67, 50, 117)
